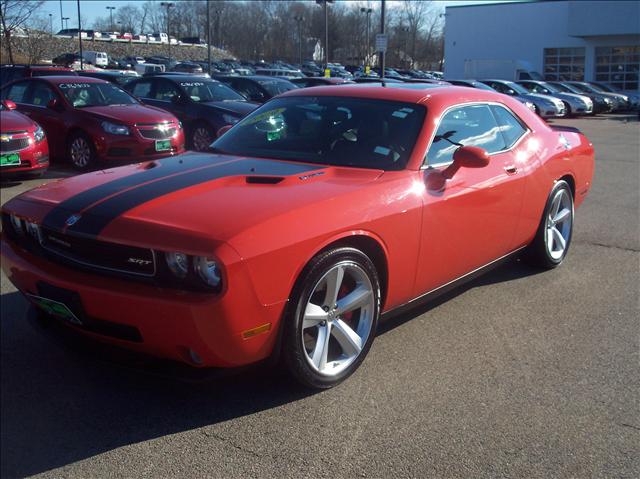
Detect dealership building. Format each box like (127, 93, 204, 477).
(444, 0, 640, 90)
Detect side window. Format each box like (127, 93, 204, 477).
(153, 80, 179, 101)
(491, 105, 528, 149)
(131, 80, 153, 99)
(426, 104, 506, 166)
(29, 82, 56, 106)
(3, 81, 30, 103)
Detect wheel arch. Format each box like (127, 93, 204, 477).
(559, 173, 575, 198)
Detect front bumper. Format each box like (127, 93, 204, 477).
(0, 142, 49, 177)
(1, 235, 285, 369)
(93, 130, 186, 162)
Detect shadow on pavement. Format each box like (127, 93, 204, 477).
(1, 257, 542, 477)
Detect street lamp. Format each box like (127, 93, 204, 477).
(360, 7, 372, 67)
(48, 13, 53, 35)
(160, 2, 175, 57)
(294, 15, 304, 65)
(106, 6, 116, 33)
(315, 0, 333, 72)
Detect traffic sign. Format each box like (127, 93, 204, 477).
(375, 34, 388, 53)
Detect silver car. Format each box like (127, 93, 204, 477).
(517, 80, 593, 116)
(480, 79, 565, 118)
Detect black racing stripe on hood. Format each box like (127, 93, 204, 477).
(65, 159, 323, 237)
(42, 154, 226, 231)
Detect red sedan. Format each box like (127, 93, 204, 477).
(0, 76, 185, 170)
(0, 86, 594, 388)
(0, 99, 49, 178)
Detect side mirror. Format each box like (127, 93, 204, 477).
(47, 98, 63, 111)
(217, 125, 233, 137)
(442, 146, 490, 179)
(1, 99, 16, 110)
(506, 89, 516, 96)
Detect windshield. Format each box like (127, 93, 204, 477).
(471, 81, 495, 91)
(212, 96, 426, 171)
(540, 82, 560, 93)
(178, 80, 244, 102)
(592, 83, 615, 93)
(550, 82, 577, 94)
(59, 81, 137, 107)
(256, 80, 297, 96)
(570, 83, 597, 94)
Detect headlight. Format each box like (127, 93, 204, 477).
(25, 220, 42, 242)
(621, 95, 629, 102)
(525, 101, 536, 112)
(604, 97, 613, 104)
(33, 126, 45, 143)
(194, 256, 221, 287)
(222, 114, 239, 125)
(9, 214, 24, 235)
(101, 121, 130, 136)
(165, 252, 189, 278)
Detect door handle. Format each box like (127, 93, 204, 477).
(504, 165, 518, 175)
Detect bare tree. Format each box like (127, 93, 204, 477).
(0, 0, 44, 63)
(402, 0, 432, 68)
(23, 15, 49, 63)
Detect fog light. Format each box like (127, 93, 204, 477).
(194, 256, 221, 288)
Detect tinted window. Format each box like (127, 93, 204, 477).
(130, 80, 153, 98)
(426, 104, 506, 166)
(213, 96, 426, 171)
(4, 82, 30, 103)
(29, 82, 56, 106)
(491, 105, 528, 148)
(256, 79, 297, 96)
(153, 80, 180, 101)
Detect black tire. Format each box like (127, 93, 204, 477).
(282, 247, 381, 389)
(524, 180, 574, 269)
(190, 122, 215, 152)
(562, 101, 572, 117)
(67, 132, 97, 170)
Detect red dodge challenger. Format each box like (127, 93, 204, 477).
(0, 85, 594, 388)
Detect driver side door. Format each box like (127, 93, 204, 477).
(413, 103, 527, 296)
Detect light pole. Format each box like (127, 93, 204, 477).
(360, 7, 372, 67)
(49, 13, 53, 35)
(77, 0, 83, 69)
(160, 2, 175, 57)
(294, 15, 304, 65)
(62, 17, 69, 30)
(59, 0, 63, 30)
(206, 0, 211, 76)
(106, 6, 116, 32)
(315, 0, 333, 72)
(380, 0, 386, 81)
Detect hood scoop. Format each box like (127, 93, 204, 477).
(245, 176, 285, 185)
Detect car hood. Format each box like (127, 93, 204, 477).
(200, 100, 258, 116)
(0, 110, 36, 131)
(9, 152, 384, 252)
(81, 104, 177, 125)
(525, 93, 562, 105)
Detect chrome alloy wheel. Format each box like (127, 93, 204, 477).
(192, 127, 213, 151)
(70, 137, 92, 168)
(545, 188, 573, 260)
(301, 261, 375, 377)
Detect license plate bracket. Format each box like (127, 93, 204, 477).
(27, 294, 83, 325)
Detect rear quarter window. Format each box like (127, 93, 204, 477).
(490, 105, 528, 148)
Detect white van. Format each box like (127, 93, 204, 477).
(134, 63, 165, 75)
(152, 33, 169, 44)
(82, 51, 108, 67)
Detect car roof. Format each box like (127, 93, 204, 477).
(32, 75, 108, 84)
(146, 74, 217, 82)
(279, 84, 502, 105)
(240, 75, 295, 83)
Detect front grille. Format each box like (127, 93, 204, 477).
(40, 227, 156, 277)
(137, 124, 177, 140)
(0, 136, 30, 153)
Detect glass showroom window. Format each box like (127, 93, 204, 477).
(595, 46, 639, 91)
(544, 47, 585, 81)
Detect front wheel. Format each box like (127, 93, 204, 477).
(524, 180, 574, 268)
(190, 123, 214, 152)
(282, 247, 381, 389)
(68, 132, 96, 170)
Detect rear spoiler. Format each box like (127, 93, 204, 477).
(550, 125, 582, 134)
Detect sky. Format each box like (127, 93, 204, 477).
(39, 0, 512, 32)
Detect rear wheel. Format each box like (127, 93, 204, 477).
(525, 180, 574, 268)
(282, 247, 380, 389)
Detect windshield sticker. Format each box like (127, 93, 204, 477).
(392, 111, 408, 118)
(180, 82, 205, 87)
(58, 83, 92, 89)
(374, 146, 391, 156)
(267, 130, 283, 142)
(241, 108, 286, 126)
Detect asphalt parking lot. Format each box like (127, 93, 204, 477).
(1, 114, 638, 478)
